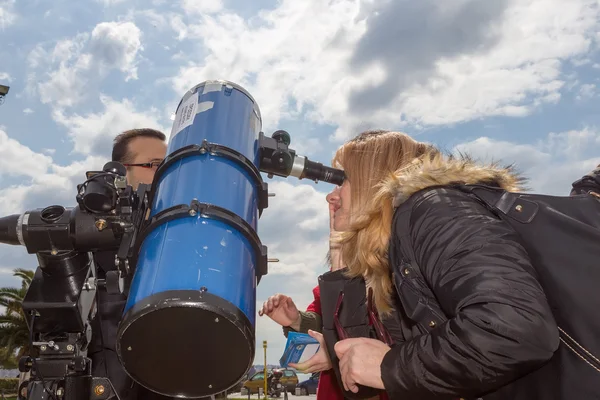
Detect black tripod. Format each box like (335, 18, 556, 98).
(18, 252, 121, 400)
(2, 163, 149, 400)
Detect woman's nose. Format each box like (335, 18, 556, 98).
(326, 187, 340, 203)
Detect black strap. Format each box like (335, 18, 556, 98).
(318, 269, 383, 399)
(456, 185, 539, 224)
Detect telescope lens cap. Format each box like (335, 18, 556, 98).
(117, 290, 254, 398)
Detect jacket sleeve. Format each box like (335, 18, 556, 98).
(380, 188, 559, 399)
(282, 311, 322, 337)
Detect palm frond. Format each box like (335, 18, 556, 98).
(0, 298, 16, 309)
(0, 287, 22, 300)
(0, 313, 27, 326)
(13, 268, 35, 287)
(0, 267, 34, 363)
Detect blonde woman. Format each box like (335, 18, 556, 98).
(315, 130, 558, 400)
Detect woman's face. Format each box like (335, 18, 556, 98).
(327, 180, 351, 231)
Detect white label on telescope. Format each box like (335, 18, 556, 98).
(202, 83, 222, 94)
(197, 101, 214, 113)
(171, 93, 198, 137)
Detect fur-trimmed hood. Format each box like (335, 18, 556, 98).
(386, 153, 527, 208)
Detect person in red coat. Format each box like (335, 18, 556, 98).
(259, 188, 345, 400)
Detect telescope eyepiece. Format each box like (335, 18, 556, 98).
(302, 159, 345, 186)
(77, 162, 127, 213)
(259, 130, 345, 185)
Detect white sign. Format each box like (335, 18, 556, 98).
(171, 93, 198, 137)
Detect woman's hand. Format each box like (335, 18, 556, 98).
(334, 338, 391, 393)
(289, 330, 333, 373)
(258, 294, 300, 329)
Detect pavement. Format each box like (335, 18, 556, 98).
(227, 393, 317, 400)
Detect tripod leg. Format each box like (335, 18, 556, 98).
(64, 375, 92, 400)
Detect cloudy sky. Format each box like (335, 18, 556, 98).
(1, 0, 599, 377)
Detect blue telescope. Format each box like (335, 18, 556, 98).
(115, 81, 345, 398)
(0, 81, 343, 399)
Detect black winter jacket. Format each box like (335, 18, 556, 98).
(379, 156, 560, 399)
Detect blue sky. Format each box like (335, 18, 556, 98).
(1, 0, 600, 378)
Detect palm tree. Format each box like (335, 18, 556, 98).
(0, 268, 34, 368)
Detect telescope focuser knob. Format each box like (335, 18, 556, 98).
(18, 356, 32, 373)
(95, 219, 107, 231)
(102, 161, 127, 177)
(272, 130, 291, 146)
(271, 150, 293, 171)
(98, 270, 124, 295)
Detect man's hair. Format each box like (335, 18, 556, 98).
(112, 128, 166, 163)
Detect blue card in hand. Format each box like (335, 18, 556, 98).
(279, 332, 320, 368)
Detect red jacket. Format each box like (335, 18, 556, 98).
(305, 285, 344, 400)
(306, 285, 389, 400)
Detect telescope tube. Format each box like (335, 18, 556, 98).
(116, 81, 266, 398)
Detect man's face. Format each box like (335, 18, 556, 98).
(125, 136, 167, 189)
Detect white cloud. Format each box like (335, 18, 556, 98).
(23, 108, 33, 114)
(52, 95, 168, 156)
(169, 0, 367, 134)
(0, 128, 54, 179)
(30, 22, 143, 107)
(169, 0, 600, 141)
(0, 72, 11, 81)
(0, 160, 107, 215)
(257, 180, 331, 279)
(90, 21, 143, 80)
(577, 83, 596, 100)
(0, 0, 16, 29)
(0, 130, 108, 216)
(181, 0, 224, 15)
(455, 127, 600, 195)
(96, 0, 127, 6)
(544, 127, 600, 160)
(454, 136, 552, 171)
(136, 9, 169, 30)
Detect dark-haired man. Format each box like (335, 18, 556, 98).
(91, 128, 174, 400)
(112, 128, 168, 189)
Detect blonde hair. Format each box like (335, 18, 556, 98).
(333, 130, 436, 315)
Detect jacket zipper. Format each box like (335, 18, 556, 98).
(558, 327, 600, 373)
